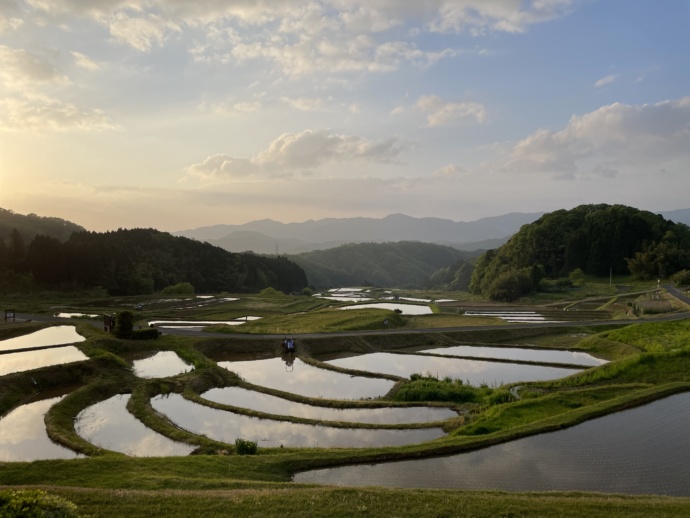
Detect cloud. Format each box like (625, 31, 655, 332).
(0, 45, 67, 90)
(416, 95, 487, 126)
(433, 163, 466, 177)
(201, 99, 262, 116)
(503, 97, 690, 178)
(281, 97, 324, 111)
(0, 0, 23, 33)
(71, 51, 100, 70)
(0, 93, 117, 131)
(108, 11, 182, 51)
(594, 74, 617, 88)
(185, 129, 411, 181)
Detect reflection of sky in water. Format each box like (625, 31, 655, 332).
(152, 393, 445, 448)
(219, 358, 395, 399)
(0, 346, 89, 376)
(0, 397, 83, 461)
(295, 392, 690, 497)
(326, 353, 579, 386)
(202, 387, 457, 424)
(54, 312, 99, 318)
(465, 311, 564, 323)
(75, 394, 195, 456)
(417, 345, 607, 367)
(0, 326, 85, 352)
(133, 351, 194, 378)
(340, 303, 432, 315)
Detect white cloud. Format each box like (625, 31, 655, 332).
(0, 45, 67, 90)
(504, 97, 690, 178)
(594, 74, 617, 88)
(281, 97, 324, 111)
(201, 99, 262, 116)
(185, 129, 411, 181)
(0, 93, 117, 132)
(416, 94, 487, 126)
(71, 51, 100, 70)
(433, 163, 466, 177)
(108, 11, 182, 51)
(0, 0, 24, 33)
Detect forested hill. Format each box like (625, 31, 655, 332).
(0, 208, 84, 243)
(1, 228, 307, 295)
(470, 204, 690, 301)
(289, 241, 477, 289)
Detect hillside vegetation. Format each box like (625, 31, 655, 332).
(0, 208, 84, 244)
(0, 228, 307, 295)
(470, 204, 690, 301)
(290, 241, 476, 288)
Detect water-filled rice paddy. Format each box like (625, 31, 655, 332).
(132, 351, 194, 378)
(324, 352, 581, 386)
(75, 394, 195, 457)
(294, 392, 690, 496)
(152, 393, 446, 448)
(219, 357, 396, 399)
(202, 386, 457, 424)
(0, 346, 89, 377)
(415, 344, 607, 367)
(0, 396, 84, 461)
(0, 325, 85, 352)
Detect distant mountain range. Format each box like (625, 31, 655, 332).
(173, 212, 545, 254)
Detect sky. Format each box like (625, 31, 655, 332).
(1, 0, 689, 232)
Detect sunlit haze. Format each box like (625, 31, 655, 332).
(1, 1, 688, 232)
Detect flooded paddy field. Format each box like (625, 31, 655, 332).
(294, 391, 690, 496)
(75, 394, 195, 456)
(324, 352, 581, 386)
(0, 396, 84, 461)
(414, 344, 607, 367)
(219, 357, 396, 399)
(132, 351, 194, 378)
(0, 325, 85, 352)
(0, 346, 89, 377)
(152, 393, 446, 448)
(202, 386, 457, 424)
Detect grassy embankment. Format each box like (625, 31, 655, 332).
(1, 292, 690, 516)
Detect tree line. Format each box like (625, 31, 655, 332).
(0, 227, 307, 295)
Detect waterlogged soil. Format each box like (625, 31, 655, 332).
(325, 352, 581, 387)
(414, 344, 607, 367)
(0, 325, 85, 352)
(294, 392, 690, 496)
(75, 394, 195, 457)
(0, 346, 89, 377)
(152, 393, 446, 448)
(201, 386, 458, 424)
(132, 351, 194, 378)
(0, 396, 84, 461)
(219, 357, 395, 399)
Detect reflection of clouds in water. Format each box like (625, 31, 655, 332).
(0, 397, 82, 461)
(75, 394, 194, 457)
(0, 347, 89, 376)
(327, 353, 578, 386)
(296, 393, 690, 496)
(219, 358, 393, 399)
(418, 345, 606, 367)
(133, 351, 193, 378)
(202, 387, 457, 424)
(0, 326, 85, 352)
(153, 394, 444, 448)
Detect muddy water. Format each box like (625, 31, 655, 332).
(132, 351, 193, 378)
(152, 393, 446, 448)
(219, 357, 395, 399)
(0, 346, 89, 377)
(202, 387, 457, 424)
(75, 394, 195, 456)
(325, 353, 580, 386)
(0, 396, 83, 461)
(0, 326, 85, 352)
(415, 345, 606, 367)
(294, 392, 690, 496)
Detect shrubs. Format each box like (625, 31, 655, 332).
(161, 282, 195, 295)
(235, 438, 258, 455)
(0, 489, 78, 517)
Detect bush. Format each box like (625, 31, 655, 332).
(114, 310, 134, 338)
(0, 489, 78, 517)
(235, 438, 258, 455)
(487, 269, 534, 302)
(259, 287, 283, 297)
(130, 328, 160, 340)
(160, 282, 195, 295)
(671, 269, 690, 287)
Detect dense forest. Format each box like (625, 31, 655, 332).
(290, 241, 477, 289)
(470, 204, 690, 301)
(0, 226, 307, 295)
(0, 208, 84, 243)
